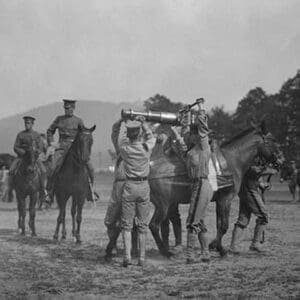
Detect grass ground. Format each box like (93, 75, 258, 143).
(0, 174, 299, 299)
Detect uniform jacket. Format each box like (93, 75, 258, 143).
(46, 115, 84, 150)
(14, 130, 43, 157)
(115, 122, 156, 178)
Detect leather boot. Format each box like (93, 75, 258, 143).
(249, 224, 265, 252)
(186, 231, 198, 264)
(198, 232, 210, 263)
(137, 232, 147, 267)
(229, 225, 244, 254)
(122, 231, 132, 267)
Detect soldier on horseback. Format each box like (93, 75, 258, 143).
(9, 116, 48, 201)
(46, 99, 97, 202)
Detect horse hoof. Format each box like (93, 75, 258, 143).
(31, 233, 37, 237)
(20, 232, 25, 236)
(53, 235, 58, 241)
(61, 236, 66, 241)
(209, 240, 218, 252)
(220, 248, 228, 258)
(161, 249, 174, 258)
(73, 237, 77, 243)
(76, 239, 82, 245)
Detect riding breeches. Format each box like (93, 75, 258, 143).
(186, 178, 213, 233)
(104, 180, 125, 230)
(235, 184, 268, 229)
(121, 180, 151, 233)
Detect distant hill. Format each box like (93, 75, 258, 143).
(0, 100, 143, 169)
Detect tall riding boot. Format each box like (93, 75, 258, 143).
(137, 232, 147, 267)
(229, 225, 244, 254)
(249, 224, 265, 252)
(122, 230, 132, 267)
(186, 231, 198, 264)
(198, 232, 210, 263)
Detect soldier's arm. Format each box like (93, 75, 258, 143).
(142, 122, 156, 152)
(118, 121, 127, 148)
(13, 133, 25, 156)
(111, 119, 122, 154)
(36, 134, 43, 154)
(46, 117, 59, 146)
(171, 127, 188, 158)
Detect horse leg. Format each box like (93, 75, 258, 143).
(75, 195, 84, 244)
(61, 203, 67, 240)
(16, 193, 26, 235)
(71, 198, 77, 239)
(29, 193, 37, 236)
(209, 192, 232, 257)
(149, 204, 172, 257)
(161, 217, 170, 250)
(169, 203, 182, 246)
(53, 193, 67, 241)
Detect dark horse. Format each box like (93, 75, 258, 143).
(148, 123, 281, 257)
(53, 125, 96, 243)
(12, 144, 40, 236)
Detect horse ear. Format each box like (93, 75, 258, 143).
(260, 120, 268, 135)
(89, 125, 96, 132)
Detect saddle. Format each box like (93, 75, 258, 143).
(210, 146, 234, 190)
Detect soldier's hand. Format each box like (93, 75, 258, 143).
(135, 116, 146, 123)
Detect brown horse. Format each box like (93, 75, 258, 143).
(148, 123, 282, 257)
(12, 143, 41, 236)
(53, 125, 96, 243)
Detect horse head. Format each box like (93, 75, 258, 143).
(22, 141, 40, 174)
(255, 121, 284, 169)
(76, 125, 96, 163)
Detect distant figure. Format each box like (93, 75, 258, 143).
(288, 161, 299, 202)
(0, 166, 9, 202)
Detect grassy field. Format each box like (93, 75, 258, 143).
(0, 174, 299, 299)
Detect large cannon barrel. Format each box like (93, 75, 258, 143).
(121, 109, 181, 125)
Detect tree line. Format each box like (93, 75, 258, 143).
(144, 70, 300, 163)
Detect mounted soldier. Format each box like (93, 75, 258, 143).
(9, 116, 48, 202)
(46, 99, 98, 202)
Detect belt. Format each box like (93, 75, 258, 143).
(126, 176, 148, 182)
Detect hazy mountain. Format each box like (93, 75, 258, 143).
(0, 100, 143, 169)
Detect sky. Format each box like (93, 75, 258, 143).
(0, 0, 299, 119)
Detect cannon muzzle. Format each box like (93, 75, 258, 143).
(121, 109, 181, 125)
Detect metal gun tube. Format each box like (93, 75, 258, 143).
(121, 109, 181, 125)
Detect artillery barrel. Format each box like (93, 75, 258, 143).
(121, 109, 181, 125)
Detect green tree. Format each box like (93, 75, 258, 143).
(144, 94, 183, 112)
(208, 106, 234, 141)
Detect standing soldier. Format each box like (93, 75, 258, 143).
(114, 116, 156, 267)
(9, 116, 47, 199)
(46, 99, 97, 202)
(230, 158, 277, 253)
(171, 99, 213, 264)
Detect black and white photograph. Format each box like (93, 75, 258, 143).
(0, 0, 299, 299)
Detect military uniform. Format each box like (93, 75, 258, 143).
(230, 163, 276, 253)
(10, 116, 47, 196)
(173, 109, 213, 263)
(116, 119, 156, 267)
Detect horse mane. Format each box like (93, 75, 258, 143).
(221, 126, 257, 147)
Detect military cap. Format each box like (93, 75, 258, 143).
(126, 120, 141, 130)
(63, 99, 76, 108)
(23, 116, 35, 122)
